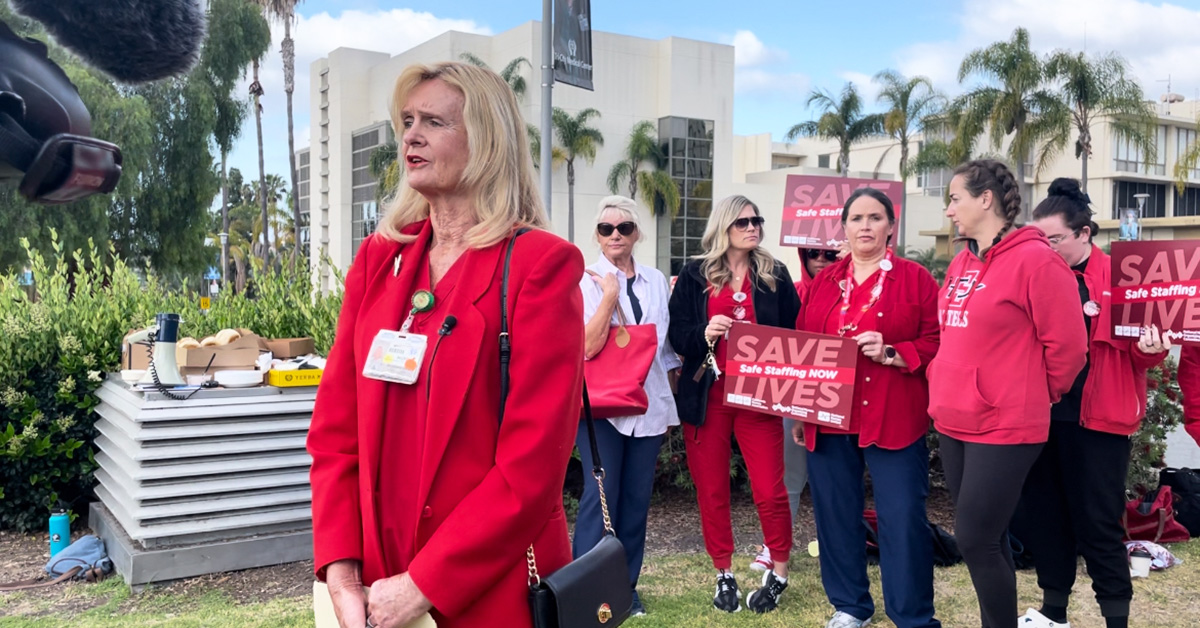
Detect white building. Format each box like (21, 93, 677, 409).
(299, 22, 739, 292)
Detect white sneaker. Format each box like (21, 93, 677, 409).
(825, 611, 872, 628)
(1020, 608, 1071, 628)
(749, 545, 773, 572)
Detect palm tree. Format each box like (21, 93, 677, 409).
(1175, 121, 1200, 195)
(606, 121, 681, 218)
(873, 70, 944, 250)
(458, 52, 532, 100)
(551, 107, 604, 242)
(786, 83, 885, 177)
(952, 27, 1069, 218)
(254, 0, 304, 264)
(1042, 51, 1156, 193)
(249, 55, 269, 267)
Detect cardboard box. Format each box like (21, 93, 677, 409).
(268, 369, 323, 387)
(264, 337, 315, 359)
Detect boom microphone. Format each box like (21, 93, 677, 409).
(9, 0, 206, 84)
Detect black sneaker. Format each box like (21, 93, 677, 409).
(746, 570, 787, 613)
(630, 589, 646, 617)
(713, 573, 741, 613)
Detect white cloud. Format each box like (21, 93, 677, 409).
(720, 30, 806, 98)
(894, 0, 1200, 100)
(723, 30, 788, 68)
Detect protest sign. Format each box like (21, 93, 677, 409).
(1110, 240, 1200, 345)
(779, 175, 904, 250)
(723, 323, 858, 429)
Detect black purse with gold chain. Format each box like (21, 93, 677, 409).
(499, 229, 632, 628)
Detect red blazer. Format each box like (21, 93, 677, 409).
(796, 256, 940, 451)
(1076, 246, 1166, 435)
(1182, 346, 1200, 447)
(307, 220, 584, 627)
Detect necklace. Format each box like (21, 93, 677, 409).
(837, 252, 892, 336)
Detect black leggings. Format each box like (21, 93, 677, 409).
(940, 435, 1043, 628)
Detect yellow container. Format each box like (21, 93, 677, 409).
(268, 369, 323, 387)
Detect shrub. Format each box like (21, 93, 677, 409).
(0, 235, 342, 532)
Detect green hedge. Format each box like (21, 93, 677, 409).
(0, 235, 342, 532)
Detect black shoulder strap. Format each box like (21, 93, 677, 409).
(495, 228, 604, 473)
(498, 227, 530, 425)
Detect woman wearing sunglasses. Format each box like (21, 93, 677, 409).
(794, 187, 942, 628)
(668, 195, 800, 614)
(747, 244, 841, 574)
(576, 196, 681, 617)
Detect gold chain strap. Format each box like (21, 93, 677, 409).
(526, 545, 540, 587)
(524, 469, 615, 590)
(595, 469, 615, 535)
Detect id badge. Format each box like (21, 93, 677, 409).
(363, 330, 428, 385)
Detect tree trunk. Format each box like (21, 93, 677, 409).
(1015, 152, 1030, 223)
(221, 150, 230, 290)
(628, 162, 637, 200)
(840, 149, 850, 177)
(283, 15, 300, 269)
(897, 140, 908, 253)
(567, 159, 576, 243)
(1079, 127, 1092, 195)
(254, 57, 269, 270)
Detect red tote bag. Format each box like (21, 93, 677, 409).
(1122, 485, 1191, 544)
(583, 271, 658, 419)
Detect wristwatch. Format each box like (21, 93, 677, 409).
(884, 345, 897, 365)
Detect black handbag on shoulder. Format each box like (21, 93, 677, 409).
(498, 230, 632, 628)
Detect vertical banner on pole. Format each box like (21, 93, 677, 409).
(553, 0, 593, 90)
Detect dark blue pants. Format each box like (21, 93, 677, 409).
(807, 434, 941, 628)
(572, 419, 664, 589)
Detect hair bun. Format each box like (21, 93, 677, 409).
(1047, 178, 1091, 206)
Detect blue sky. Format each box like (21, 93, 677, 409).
(226, 0, 1200, 189)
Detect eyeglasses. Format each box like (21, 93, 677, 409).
(597, 222, 637, 237)
(805, 249, 839, 262)
(731, 216, 765, 231)
(1046, 229, 1081, 245)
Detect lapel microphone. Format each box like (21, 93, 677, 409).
(439, 315, 458, 337)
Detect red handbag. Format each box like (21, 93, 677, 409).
(1122, 485, 1191, 544)
(583, 271, 658, 419)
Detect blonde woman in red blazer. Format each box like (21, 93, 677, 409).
(307, 62, 584, 628)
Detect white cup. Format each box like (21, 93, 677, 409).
(1130, 551, 1152, 578)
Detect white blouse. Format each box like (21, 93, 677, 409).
(579, 256, 682, 437)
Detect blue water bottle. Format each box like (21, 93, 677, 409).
(49, 509, 70, 557)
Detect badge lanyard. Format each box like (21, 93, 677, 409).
(837, 253, 892, 337)
(362, 290, 437, 385)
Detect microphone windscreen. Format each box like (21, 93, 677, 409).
(10, 0, 206, 84)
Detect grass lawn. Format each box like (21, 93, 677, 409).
(3, 540, 1199, 627)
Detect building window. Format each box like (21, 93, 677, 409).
(817, 154, 830, 169)
(350, 123, 390, 259)
(1114, 125, 1166, 175)
(1175, 186, 1200, 217)
(1112, 180, 1166, 219)
(297, 150, 310, 255)
(660, 116, 714, 277)
(1177, 128, 1200, 180)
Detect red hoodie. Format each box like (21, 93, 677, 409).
(794, 248, 819, 302)
(928, 226, 1088, 445)
(1076, 245, 1166, 435)
(1182, 346, 1200, 447)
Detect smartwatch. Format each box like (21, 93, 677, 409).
(884, 345, 897, 365)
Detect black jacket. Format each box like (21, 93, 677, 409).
(667, 258, 801, 425)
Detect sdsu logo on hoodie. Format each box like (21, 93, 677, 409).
(928, 227, 1088, 445)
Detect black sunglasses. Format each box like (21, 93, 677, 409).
(597, 221, 637, 237)
(805, 249, 839, 262)
(731, 216, 766, 230)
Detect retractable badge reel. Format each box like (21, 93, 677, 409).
(363, 290, 435, 385)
